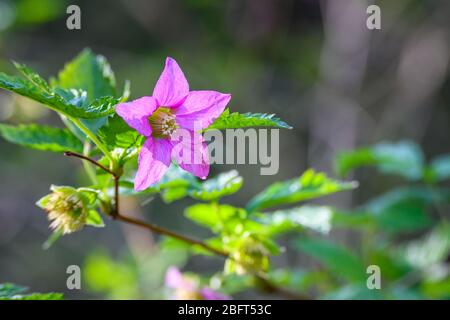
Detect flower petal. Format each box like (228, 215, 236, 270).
(134, 138, 172, 190)
(175, 91, 231, 130)
(200, 287, 231, 300)
(171, 129, 210, 179)
(152, 57, 189, 107)
(165, 267, 184, 289)
(116, 96, 157, 137)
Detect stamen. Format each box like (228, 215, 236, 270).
(148, 107, 178, 138)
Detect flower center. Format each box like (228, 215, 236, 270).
(148, 107, 178, 138)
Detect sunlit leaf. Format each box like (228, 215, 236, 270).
(0, 71, 116, 119)
(398, 224, 450, 269)
(258, 205, 334, 235)
(53, 48, 116, 101)
(0, 283, 27, 298)
(323, 284, 383, 300)
(246, 169, 357, 212)
(0, 283, 63, 300)
(86, 210, 104, 227)
(189, 170, 243, 201)
(0, 123, 83, 153)
(335, 141, 424, 180)
(13, 61, 52, 92)
(206, 109, 292, 130)
(429, 154, 450, 182)
(185, 203, 245, 232)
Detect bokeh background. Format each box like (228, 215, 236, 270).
(0, 0, 449, 299)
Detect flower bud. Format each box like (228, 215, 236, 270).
(226, 235, 270, 275)
(36, 186, 88, 234)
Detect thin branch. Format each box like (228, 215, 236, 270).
(118, 212, 309, 300)
(64, 151, 310, 300)
(64, 151, 117, 178)
(114, 213, 229, 258)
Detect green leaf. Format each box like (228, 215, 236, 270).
(189, 170, 243, 201)
(0, 71, 116, 119)
(429, 154, 450, 182)
(53, 48, 116, 102)
(206, 109, 292, 130)
(13, 62, 52, 92)
(294, 238, 366, 282)
(161, 187, 188, 203)
(398, 224, 450, 269)
(421, 277, 450, 299)
(86, 209, 104, 227)
(98, 114, 141, 150)
(364, 187, 444, 233)
(0, 283, 27, 298)
(258, 205, 334, 235)
(185, 203, 245, 232)
(0, 123, 83, 153)
(122, 169, 243, 203)
(118, 164, 199, 197)
(0, 283, 63, 300)
(246, 169, 357, 212)
(323, 284, 383, 300)
(7, 292, 64, 300)
(335, 141, 424, 180)
(331, 211, 375, 230)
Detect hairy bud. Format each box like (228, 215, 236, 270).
(225, 235, 270, 275)
(36, 186, 89, 234)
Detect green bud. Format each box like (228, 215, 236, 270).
(36, 185, 89, 234)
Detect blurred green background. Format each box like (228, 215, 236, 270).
(0, 0, 449, 299)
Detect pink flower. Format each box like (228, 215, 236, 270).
(116, 58, 231, 191)
(165, 267, 230, 300)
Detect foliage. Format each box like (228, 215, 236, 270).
(206, 109, 292, 130)
(1, 49, 448, 300)
(0, 283, 63, 300)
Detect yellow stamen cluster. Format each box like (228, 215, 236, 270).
(37, 186, 87, 234)
(149, 107, 178, 138)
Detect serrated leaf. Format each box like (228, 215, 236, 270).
(13, 62, 52, 92)
(206, 109, 292, 130)
(294, 238, 366, 282)
(246, 169, 357, 212)
(258, 205, 334, 235)
(0, 71, 116, 119)
(53, 48, 116, 102)
(335, 141, 424, 180)
(119, 168, 243, 203)
(190, 170, 243, 201)
(0, 123, 83, 153)
(2, 292, 64, 300)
